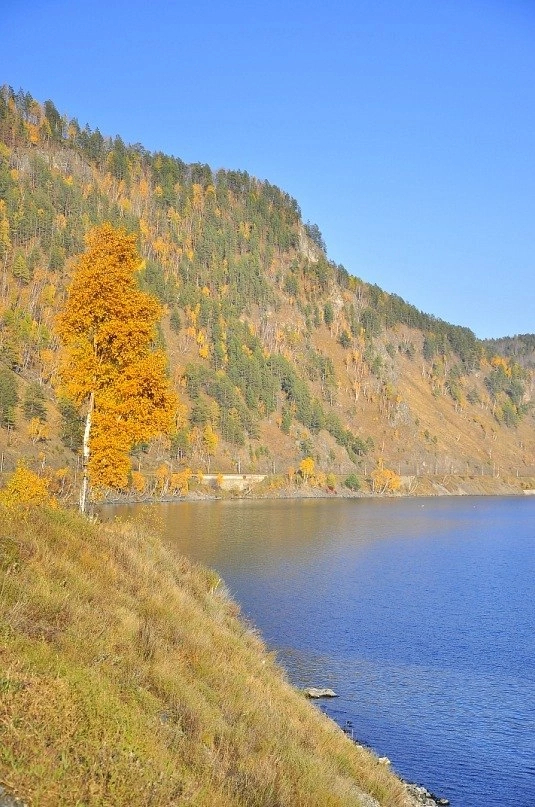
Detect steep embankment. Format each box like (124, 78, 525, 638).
(0, 502, 417, 807)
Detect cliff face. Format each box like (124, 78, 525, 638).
(0, 86, 533, 498)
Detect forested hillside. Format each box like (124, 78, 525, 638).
(483, 334, 535, 370)
(0, 86, 533, 499)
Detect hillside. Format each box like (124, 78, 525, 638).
(483, 334, 535, 370)
(0, 86, 534, 499)
(0, 499, 419, 806)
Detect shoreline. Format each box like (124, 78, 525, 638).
(95, 478, 530, 807)
(95, 472, 533, 508)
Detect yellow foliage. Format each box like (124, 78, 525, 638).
(0, 465, 56, 509)
(239, 221, 252, 240)
(118, 196, 132, 213)
(130, 471, 146, 494)
(139, 218, 150, 238)
(28, 418, 50, 443)
(315, 471, 327, 488)
(41, 283, 57, 306)
(89, 431, 132, 489)
(170, 468, 193, 495)
(202, 423, 219, 456)
(187, 427, 201, 448)
(186, 304, 200, 326)
(38, 348, 57, 383)
(490, 355, 512, 377)
(173, 399, 188, 431)
(371, 463, 401, 494)
(299, 457, 315, 481)
(139, 177, 150, 198)
(192, 183, 204, 210)
(167, 206, 180, 225)
(0, 199, 11, 254)
(152, 237, 170, 260)
(48, 467, 71, 498)
(155, 464, 170, 494)
(26, 121, 40, 145)
(56, 223, 178, 493)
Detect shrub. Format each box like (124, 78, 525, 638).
(343, 473, 360, 491)
(0, 465, 56, 508)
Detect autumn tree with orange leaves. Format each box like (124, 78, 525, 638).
(56, 223, 178, 512)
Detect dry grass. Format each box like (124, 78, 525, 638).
(0, 502, 414, 806)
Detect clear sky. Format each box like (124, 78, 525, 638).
(2, 0, 534, 339)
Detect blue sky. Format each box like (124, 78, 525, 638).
(2, 0, 534, 339)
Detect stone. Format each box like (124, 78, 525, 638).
(303, 687, 338, 698)
(405, 782, 449, 806)
(0, 786, 27, 807)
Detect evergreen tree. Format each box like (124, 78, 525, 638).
(12, 252, 31, 284)
(23, 381, 47, 421)
(59, 398, 83, 451)
(0, 366, 18, 428)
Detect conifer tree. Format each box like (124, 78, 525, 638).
(23, 381, 47, 421)
(0, 365, 18, 428)
(56, 223, 178, 512)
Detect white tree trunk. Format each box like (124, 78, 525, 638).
(80, 392, 94, 514)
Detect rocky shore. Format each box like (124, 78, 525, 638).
(0, 777, 450, 807)
(405, 782, 450, 806)
(303, 689, 450, 807)
(354, 748, 451, 806)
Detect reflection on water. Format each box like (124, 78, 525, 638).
(104, 497, 535, 807)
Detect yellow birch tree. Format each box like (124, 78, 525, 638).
(202, 423, 219, 472)
(299, 457, 315, 483)
(56, 223, 178, 511)
(371, 461, 401, 494)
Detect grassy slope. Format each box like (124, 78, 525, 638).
(0, 503, 413, 807)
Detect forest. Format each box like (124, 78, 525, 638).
(0, 85, 533, 501)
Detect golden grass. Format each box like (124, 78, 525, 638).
(0, 503, 413, 806)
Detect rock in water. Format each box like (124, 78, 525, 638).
(303, 687, 338, 698)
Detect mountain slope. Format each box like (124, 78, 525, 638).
(0, 86, 533, 496)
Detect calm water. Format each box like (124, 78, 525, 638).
(106, 497, 535, 806)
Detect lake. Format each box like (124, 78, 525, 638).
(105, 496, 535, 806)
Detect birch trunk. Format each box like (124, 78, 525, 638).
(80, 391, 94, 514)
